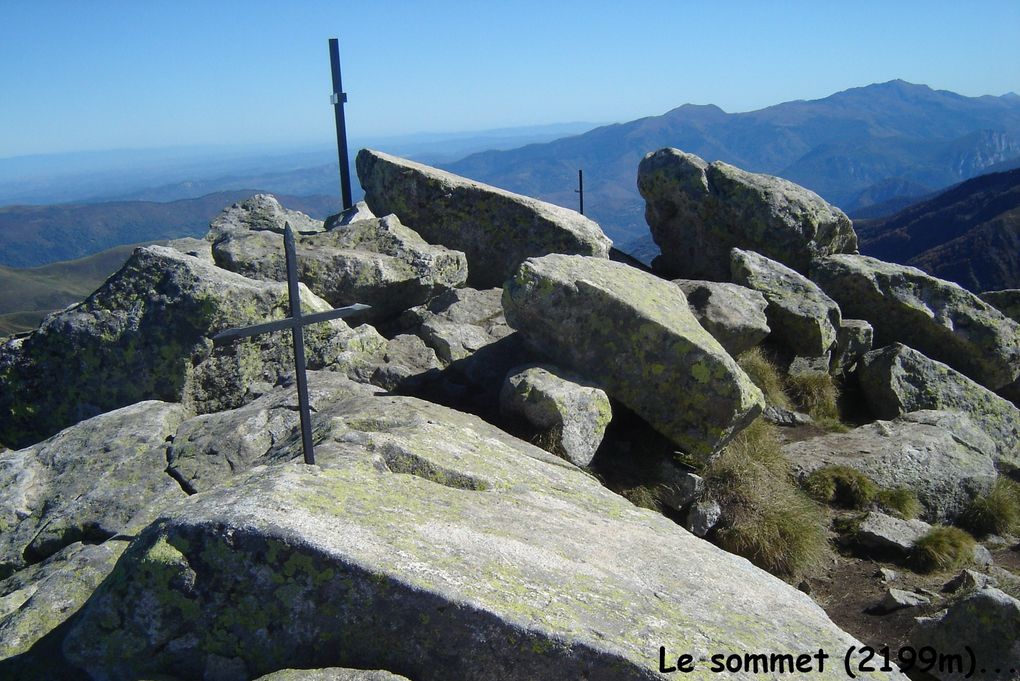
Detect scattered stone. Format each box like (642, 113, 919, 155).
(499, 365, 611, 467)
(786, 410, 998, 523)
(973, 544, 994, 567)
(878, 567, 899, 583)
(812, 255, 1020, 390)
(637, 147, 857, 280)
(788, 355, 831, 377)
(855, 512, 932, 558)
(832, 319, 874, 374)
(357, 149, 612, 288)
(980, 289, 1020, 322)
(672, 279, 770, 355)
(684, 499, 722, 537)
(731, 248, 842, 357)
(0, 400, 186, 578)
(207, 193, 323, 239)
(658, 470, 704, 514)
(763, 405, 813, 427)
(876, 588, 930, 613)
(62, 392, 869, 681)
(857, 343, 1020, 468)
(944, 569, 997, 593)
(330, 200, 377, 227)
(0, 246, 385, 449)
(503, 254, 764, 461)
(910, 588, 1020, 681)
(212, 214, 468, 319)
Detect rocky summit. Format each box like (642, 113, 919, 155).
(5, 147, 1020, 681)
(637, 148, 857, 280)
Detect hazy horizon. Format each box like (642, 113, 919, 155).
(3, 1, 1019, 158)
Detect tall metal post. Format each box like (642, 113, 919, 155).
(329, 38, 353, 211)
(575, 169, 584, 215)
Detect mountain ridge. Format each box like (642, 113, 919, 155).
(444, 80, 1020, 246)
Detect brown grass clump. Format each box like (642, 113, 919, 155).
(803, 465, 878, 509)
(704, 419, 829, 577)
(736, 348, 792, 409)
(786, 371, 845, 430)
(875, 487, 923, 520)
(961, 478, 1020, 537)
(912, 526, 976, 573)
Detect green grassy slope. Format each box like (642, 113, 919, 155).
(0, 243, 150, 336)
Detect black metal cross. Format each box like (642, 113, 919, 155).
(329, 37, 353, 211)
(213, 223, 369, 464)
(575, 169, 584, 215)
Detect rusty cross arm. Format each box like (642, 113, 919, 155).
(211, 223, 370, 464)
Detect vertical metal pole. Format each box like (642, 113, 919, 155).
(575, 169, 584, 215)
(284, 223, 316, 465)
(329, 38, 353, 211)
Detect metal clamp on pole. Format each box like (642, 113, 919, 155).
(330, 93, 348, 105)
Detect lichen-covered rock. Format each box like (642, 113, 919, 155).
(855, 512, 932, 558)
(637, 148, 857, 280)
(356, 149, 612, 288)
(832, 319, 873, 374)
(368, 334, 443, 392)
(402, 288, 515, 365)
(784, 410, 998, 523)
(731, 248, 842, 357)
(62, 392, 894, 681)
(980, 289, 1020, 322)
(0, 400, 186, 578)
(811, 255, 1020, 390)
(857, 344, 1020, 468)
(331, 200, 377, 227)
(875, 588, 929, 613)
(208, 193, 324, 239)
(0, 246, 385, 448)
(212, 214, 468, 319)
(503, 254, 764, 461)
(167, 372, 381, 494)
(672, 279, 770, 356)
(0, 541, 126, 660)
(499, 364, 611, 466)
(910, 588, 1020, 681)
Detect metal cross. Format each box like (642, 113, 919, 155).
(213, 223, 369, 464)
(328, 37, 353, 211)
(575, 169, 584, 215)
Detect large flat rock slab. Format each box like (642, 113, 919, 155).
(784, 410, 998, 523)
(63, 393, 893, 681)
(356, 149, 611, 288)
(637, 148, 857, 280)
(811, 254, 1020, 390)
(0, 400, 187, 578)
(503, 254, 763, 460)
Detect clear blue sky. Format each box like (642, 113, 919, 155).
(2, 0, 1019, 158)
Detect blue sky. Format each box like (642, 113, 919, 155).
(2, 0, 1019, 158)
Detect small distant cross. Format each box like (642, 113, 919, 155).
(575, 169, 584, 215)
(213, 223, 369, 464)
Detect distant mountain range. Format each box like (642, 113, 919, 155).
(0, 191, 338, 268)
(443, 80, 1020, 248)
(856, 167, 1020, 292)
